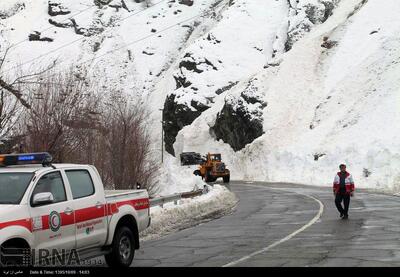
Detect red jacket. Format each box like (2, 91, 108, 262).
(333, 171, 355, 195)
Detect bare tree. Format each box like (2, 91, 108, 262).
(0, 46, 56, 111)
(1, 44, 159, 193)
(98, 92, 159, 191)
(0, 45, 56, 143)
(17, 68, 159, 193)
(0, 90, 20, 139)
(20, 67, 103, 162)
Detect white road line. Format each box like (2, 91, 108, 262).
(222, 184, 324, 267)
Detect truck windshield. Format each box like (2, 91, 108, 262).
(0, 173, 34, 204)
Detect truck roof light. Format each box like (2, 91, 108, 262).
(0, 152, 53, 167)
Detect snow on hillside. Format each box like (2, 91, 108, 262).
(175, 0, 400, 192)
(1, 0, 399, 193)
(0, 0, 219, 94)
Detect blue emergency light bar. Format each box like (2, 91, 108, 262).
(0, 152, 53, 167)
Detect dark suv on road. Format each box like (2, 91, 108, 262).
(180, 152, 204, 166)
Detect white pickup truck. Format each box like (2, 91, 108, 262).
(0, 153, 151, 267)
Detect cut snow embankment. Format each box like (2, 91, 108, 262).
(151, 154, 206, 197)
(140, 185, 238, 242)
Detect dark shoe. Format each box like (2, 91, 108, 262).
(340, 212, 344, 218)
(342, 214, 348, 220)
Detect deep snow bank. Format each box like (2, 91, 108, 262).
(152, 154, 206, 197)
(140, 184, 238, 241)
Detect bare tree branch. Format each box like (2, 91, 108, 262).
(0, 46, 10, 70)
(0, 46, 57, 116)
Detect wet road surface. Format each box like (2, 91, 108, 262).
(129, 181, 400, 266)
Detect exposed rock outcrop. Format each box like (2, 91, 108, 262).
(28, 31, 54, 42)
(211, 79, 267, 151)
(48, 18, 73, 28)
(163, 94, 209, 155)
(48, 1, 71, 16)
(70, 18, 105, 37)
(285, 0, 340, 51)
(215, 81, 238, 95)
(164, 49, 222, 155)
(179, 0, 194, 7)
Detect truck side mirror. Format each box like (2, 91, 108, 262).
(32, 192, 54, 206)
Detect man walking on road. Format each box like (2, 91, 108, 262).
(333, 164, 355, 219)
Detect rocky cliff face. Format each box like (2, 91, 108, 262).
(211, 78, 266, 151)
(163, 93, 209, 155)
(162, 0, 341, 155)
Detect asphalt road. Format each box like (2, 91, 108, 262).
(131, 181, 400, 267)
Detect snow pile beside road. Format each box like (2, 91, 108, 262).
(140, 185, 237, 241)
(152, 154, 205, 197)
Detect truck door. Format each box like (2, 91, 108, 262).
(64, 169, 107, 249)
(29, 171, 76, 255)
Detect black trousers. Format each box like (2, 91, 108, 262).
(335, 193, 350, 215)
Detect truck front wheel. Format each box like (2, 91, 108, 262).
(105, 226, 135, 267)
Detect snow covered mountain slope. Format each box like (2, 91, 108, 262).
(1, 0, 399, 193)
(175, 0, 400, 192)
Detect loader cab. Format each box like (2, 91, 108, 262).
(210, 154, 221, 162)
